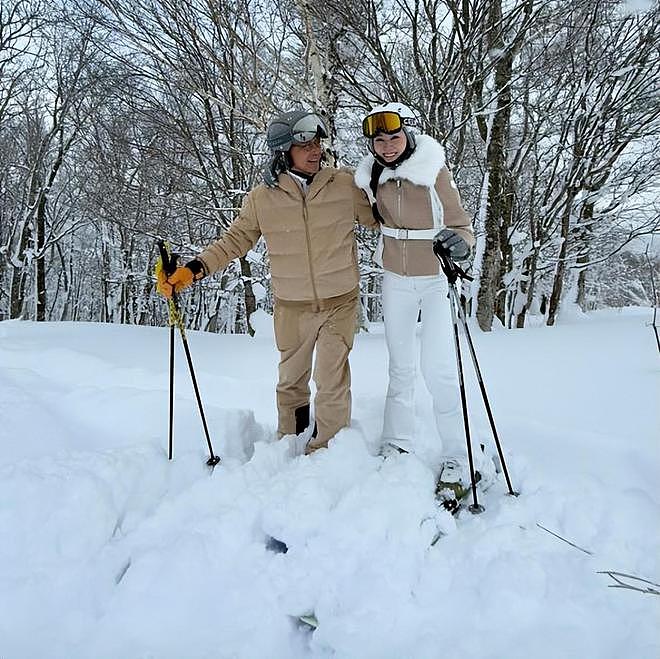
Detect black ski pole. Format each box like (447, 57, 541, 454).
(168, 319, 175, 461)
(446, 278, 484, 514)
(433, 239, 518, 501)
(447, 284, 517, 497)
(158, 241, 220, 468)
(172, 292, 220, 467)
(158, 242, 177, 461)
(433, 242, 483, 513)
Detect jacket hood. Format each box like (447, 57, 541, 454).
(354, 134, 446, 193)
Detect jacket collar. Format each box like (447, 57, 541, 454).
(278, 167, 335, 200)
(354, 134, 446, 190)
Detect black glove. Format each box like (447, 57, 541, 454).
(185, 258, 206, 280)
(433, 228, 470, 261)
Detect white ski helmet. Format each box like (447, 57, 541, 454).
(362, 102, 417, 136)
(362, 102, 417, 163)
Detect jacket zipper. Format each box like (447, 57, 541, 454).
(302, 198, 320, 309)
(397, 179, 407, 275)
(280, 174, 327, 308)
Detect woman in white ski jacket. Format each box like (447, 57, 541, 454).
(354, 102, 474, 458)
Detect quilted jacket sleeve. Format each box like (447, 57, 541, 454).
(197, 192, 262, 276)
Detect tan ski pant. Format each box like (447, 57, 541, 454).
(273, 291, 358, 449)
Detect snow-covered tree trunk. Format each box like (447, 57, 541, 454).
(475, 0, 532, 331)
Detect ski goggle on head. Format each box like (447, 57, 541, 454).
(362, 111, 406, 138)
(292, 114, 329, 145)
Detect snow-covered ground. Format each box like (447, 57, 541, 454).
(0, 307, 658, 659)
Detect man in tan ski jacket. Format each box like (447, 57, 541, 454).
(157, 110, 376, 453)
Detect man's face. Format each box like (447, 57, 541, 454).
(373, 130, 407, 162)
(289, 137, 322, 175)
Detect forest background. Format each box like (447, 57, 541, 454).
(1, 0, 658, 335)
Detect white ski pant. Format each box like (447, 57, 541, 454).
(381, 271, 464, 455)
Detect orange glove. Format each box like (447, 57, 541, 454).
(156, 265, 195, 298)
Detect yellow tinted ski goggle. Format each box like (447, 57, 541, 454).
(362, 111, 404, 138)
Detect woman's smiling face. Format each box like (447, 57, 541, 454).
(372, 130, 408, 162)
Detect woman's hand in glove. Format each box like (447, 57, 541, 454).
(155, 259, 205, 298)
(433, 228, 470, 261)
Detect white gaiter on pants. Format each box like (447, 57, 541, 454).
(381, 270, 464, 455)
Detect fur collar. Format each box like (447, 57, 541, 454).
(354, 134, 446, 192)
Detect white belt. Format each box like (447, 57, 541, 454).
(381, 226, 437, 240)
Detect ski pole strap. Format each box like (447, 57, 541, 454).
(452, 260, 472, 282)
(158, 240, 178, 276)
(433, 242, 473, 284)
(167, 296, 186, 333)
(157, 240, 186, 333)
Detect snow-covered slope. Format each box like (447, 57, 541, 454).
(0, 309, 658, 659)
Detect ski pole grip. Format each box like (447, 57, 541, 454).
(158, 240, 177, 276)
(432, 237, 455, 263)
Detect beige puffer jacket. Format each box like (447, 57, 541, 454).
(197, 168, 376, 305)
(354, 135, 474, 276)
